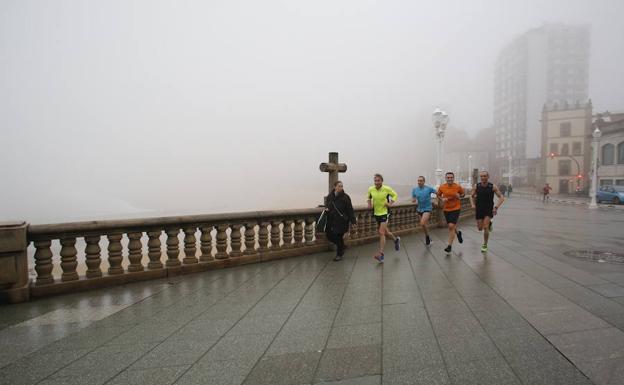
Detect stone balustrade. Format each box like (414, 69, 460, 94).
(3, 199, 473, 302)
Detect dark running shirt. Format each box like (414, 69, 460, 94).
(475, 182, 495, 210)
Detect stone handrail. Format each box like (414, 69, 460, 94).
(1, 198, 473, 302)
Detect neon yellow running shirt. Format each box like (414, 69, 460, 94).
(367, 185, 398, 216)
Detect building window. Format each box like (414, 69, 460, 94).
(550, 143, 559, 154)
(561, 143, 569, 156)
(602, 144, 615, 165)
(618, 142, 624, 164)
(558, 160, 571, 175)
(560, 122, 572, 137)
(617, 179, 624, 186)
(600, 179, 613, 186)
(572, 142, 582, 156)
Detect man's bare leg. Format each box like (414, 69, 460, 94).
(447, 223, 457, 246)
(378, 224, 387, 255)
(421, 212, 431, 245)
(483, 217, 491, 245)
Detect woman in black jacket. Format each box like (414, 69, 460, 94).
(324, 180, 357, 261)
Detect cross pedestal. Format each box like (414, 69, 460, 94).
(319, 152, 347, 194)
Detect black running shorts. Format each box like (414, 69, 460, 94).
(375, 214, 388, 227)
(443, 210, 461, 224)
(475, 206, 494, 220)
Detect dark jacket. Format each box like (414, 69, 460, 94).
(324, 191, 357, 235)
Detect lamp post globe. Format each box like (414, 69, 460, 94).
(589, 127, 602, 209)
(508, 155, 513, 186)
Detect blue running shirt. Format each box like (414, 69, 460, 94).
(411, 185, 436, 212)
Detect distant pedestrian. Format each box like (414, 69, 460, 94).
(542, 183, 552, 203)
(324, 181, 357, 262)
(507, 184, 513, 197)
(412, 176, 437, 246)
(437, 172, 465, 254)
(470, 171, 505, 252)
(367, 174, 400, 263)
(500, 184, 507, 196)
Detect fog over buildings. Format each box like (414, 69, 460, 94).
(2, 0, 624, 223)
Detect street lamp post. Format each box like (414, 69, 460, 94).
(548, 152, 582, 192)
(468, 154, 473, 186)
(508, 155, 513, 185)
(589, 127, 602, 209)
(432, 107, 449, 186)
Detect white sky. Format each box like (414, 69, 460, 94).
(2, 0, 623, 223)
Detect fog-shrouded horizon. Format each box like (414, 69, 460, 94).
(2, 0, 624, 224)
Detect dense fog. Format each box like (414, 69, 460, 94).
(2, 0, 623, 223)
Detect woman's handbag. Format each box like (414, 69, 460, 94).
(316, 210, 328, 233)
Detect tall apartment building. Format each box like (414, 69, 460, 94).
(494, 23, 590, 184)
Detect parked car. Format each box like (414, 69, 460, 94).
(596, 185, 624, 204)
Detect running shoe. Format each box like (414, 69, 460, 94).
(374, 253, 385, 263)
(333, 255, 343, 262)
(481, 244, 488, 253)
(456, 230, 463, 244)
(425, 235, 431, 246)
(444, 245, 452, 254)
(394, 237, 401, 251)
(488, 221, 493, 232)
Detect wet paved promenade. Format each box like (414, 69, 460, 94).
(1, 198, 624, 385)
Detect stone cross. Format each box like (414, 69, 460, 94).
(319, 152, 347, 193)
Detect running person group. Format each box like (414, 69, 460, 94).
(328, 172, 505, 263)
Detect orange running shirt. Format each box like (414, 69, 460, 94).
(437, 183, 465, 212)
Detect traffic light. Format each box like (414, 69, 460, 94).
(549, 153, 556, 159)
(577, 174, 583, 179)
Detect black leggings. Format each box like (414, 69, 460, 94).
(327, 232, 346, 257)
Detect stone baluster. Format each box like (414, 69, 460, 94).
(243, 222, 256, 255)
(59, 237, 79, 281)
(282, 220, 293, 248)
(199, 226, 214, 261)
(397, 209, 405, 230)
(391, 209, 399, 231)
(294, 220, 304, 246)
(84, 235, 103, 278)
(304, 217, 314, 245)
(230, 224, 242, 257)
(215, 224, 229, 259)
(355, 213, 363, 238)
(183, 227, 198, 264)
(258, 222, 269, 251)
(360, 212, 367, 236)
(366, 212, 375, 236)
(404, 208, 412, 229)
(147, 231, 163, 269)
(33, 240, 54, 285)
(107, 234, 124, 275)
(127, 232, 144, 272)
(402, 208, 409, 229)
(270, 220, 282, 249)
(405, 208, 410, 228)
(165, 229, 181, 267)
